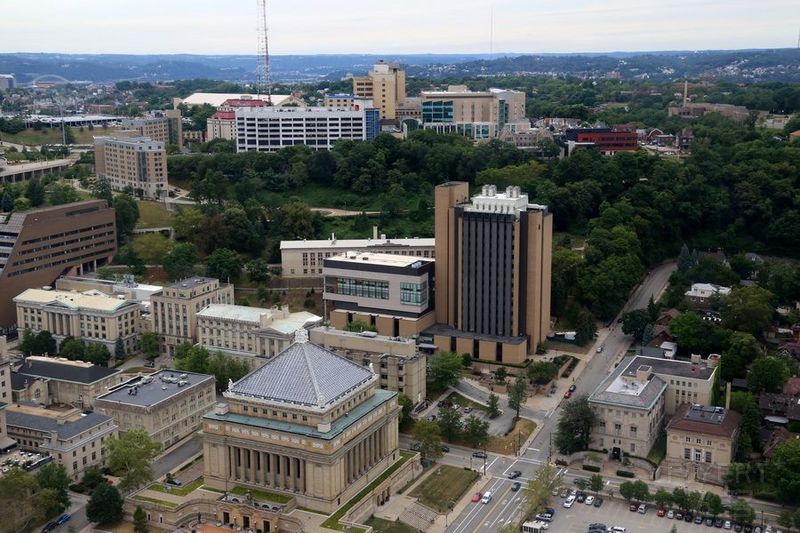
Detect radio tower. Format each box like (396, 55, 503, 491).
(256, 0, 272, 105)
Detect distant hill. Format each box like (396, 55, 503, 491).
(1, 49, 799, 84)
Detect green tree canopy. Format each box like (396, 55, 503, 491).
(163, 243, 198, 281)
(747, 356, 789, 394)
(205, 247, 243, 281)
(554, 395, 597, 454)
(720, 286, 775, 335)
(106, 429, 163, 491)
(412, 420, 443, 461)
(507, 375, 529, 419)
(429, 352, 464, 391)
(86, 483, 124, 524)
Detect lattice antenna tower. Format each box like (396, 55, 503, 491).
(256, 0, 273, 105)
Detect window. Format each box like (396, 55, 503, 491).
(705, 451, 712, 463)
(684, 448, 691, 460)
(694, 450, 701, 462)
(630, 426, 637, 437)
(630, 443, 636, 453)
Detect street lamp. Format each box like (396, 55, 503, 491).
(445, 501, 455, 528)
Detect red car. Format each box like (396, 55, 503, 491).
(657, 508, 666, 517)
(563, 390, 572, 399)
(629, 503, 638, 512)
(471, 492, 482, 503)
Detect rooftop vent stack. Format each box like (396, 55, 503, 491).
(373, 226, 379, 240)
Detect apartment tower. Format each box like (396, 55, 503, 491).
(352, 61, 406, 120)
(429, 182, 552, 364)
(94, 136, 168, 199)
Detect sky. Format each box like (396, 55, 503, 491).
(2, 0, 799, 55)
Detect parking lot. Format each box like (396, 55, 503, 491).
(427, 392, 508, 436)
(547, 496, 773, 533)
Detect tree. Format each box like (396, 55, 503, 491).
(589, 473, 604, 495)
(437, 407, 462, 441)
(85, 343, 111, 365)
(668, 312, 710, 353)
(246, 258, 270, 285)
(206, 247, 242, 281)
(526, 361, 559, 384)
(487, 393, 501, 419)
(463, 415, 490, 448)
(729, 499, 755, 525)
(677, 243, 693, 272)
(653, 488, 673, 509)
(525, 462, 562, 517)
(554, 395, 596, 454)
(25, 177, 45, 207)
(671, 487, 690, 511)
(133, 505, 149, 533)
(139, 332, 160, 361)
(747, 356, 789, 393)
(36, 463, 71, 515)
(686, 490, 703, 512)
(92, 177, 113, 204)
(1, 190, 13, 212)
(48, 182, 81, 205)
(106, 429, 163, 491)
(721, 332, 762, 381)
(0, 467, 44, 531)
(81, 467, 106, 491)
(114, 337, 125, 359)
(86, 483, 123, 524)
(59, 336, 85, 360)
(173, 207, 205, 241)
(163, 243, 197, 281)
(702, 491, 724, 517)
(620, 480, 649, 502)
(766, 439, 800, 504)
(429, 351, 464, 391)
(412, 420, 443, 461)
(621, 309, 652, 343)
(777, 510, 794, 532)
(574, 307, 598, 345)
(115, 244, 146, 276)
(719, 286, 775, 335)
(397, 393, 413, 426)
(507, 375, 528, 419)
(112, 194, 140, 244)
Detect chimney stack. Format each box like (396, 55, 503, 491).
(725, 381, 732, 410)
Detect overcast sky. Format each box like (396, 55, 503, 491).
(3, 0, 799, 55)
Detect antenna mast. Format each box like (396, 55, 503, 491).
(256, 0, 272, 105)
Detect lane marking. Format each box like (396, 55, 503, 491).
(450, 477, 506, 533)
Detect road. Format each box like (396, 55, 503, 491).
(50, 434, 203, 533)
(446, 262, 677, 533)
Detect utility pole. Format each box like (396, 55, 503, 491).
(483, 446, 487, 476)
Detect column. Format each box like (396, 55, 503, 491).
(298, 459, 305, 493)
(269, 453, 276, 486)
(287, 456, 295, 492)
(368, 433, 374, 467)
(348, 449, 354, 482)
(228, 446, 234, 481)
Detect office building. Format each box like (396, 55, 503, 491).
(55, 275, 163, 305)
(174, 92, 304, 109)
(0, 200, 117, 327)
(94, 369, 215, 449)
(419, 86, 527, 139)
(588, 355, 717, 458)
(202, 332, 402, 513)
(94, 136, 168, 199)
(14, 288, 142, 355)
(426, 183, 552, 364)
(668, 102, 750, 122)
(323, 252, 435, 337)
(120, 110, 183, 148)
(281, 232, 435, 278)
(196, 304, 321, 365)
(665, 403, 741, 484)
(352, 61, 406, 120)
(150, 277, 234, 356)
(563, 128, 638, 155)
(207, 99, 267, 142)
(235, 107, 377, 153)
(0, 74, 15, 90)
(11, 356, 125, 409)
(5, 402, 118, 479)
(310, 326, 427, 404)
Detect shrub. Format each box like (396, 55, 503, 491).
(617, 470, 635, 478)
(69, 483, 87, 493)
(582, 464, 601, 472)
(555, 459, 568, 466)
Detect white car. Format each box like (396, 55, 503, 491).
(611, 527, 626, 533)
(724, 521, 732, 529)
(563, 496, 575, 508)
(585, 496, 595, 505)
(481, 491, 493, 504)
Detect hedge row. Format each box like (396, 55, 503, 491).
(582, 464, 601, 472)
(616, 470, 635, 478)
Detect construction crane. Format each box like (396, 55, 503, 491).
(256, 0, 272, 105)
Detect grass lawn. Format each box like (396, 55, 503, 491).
(136, 200, 175, 228)
(365, 517, 420, 533)
(485, 418, 537, 455)
(647, 434, 667, 465)
(446, 392, 487, 411)
(231, 485, 293, 504)
(0, 127, 121, 146)
(410, 465, 479, 513)
(148, 477, 204, 496)
(133, 495, 178, 508)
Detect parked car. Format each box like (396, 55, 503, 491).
(144, 360, 155, 368)
(165, 477, 182, 486)
(715, 518, 724, 528)
(551, 487, 559, 496)
(441, 446, 450, 453)
(657, 508, 666, 517)
(734, 524, 743, 532)
(676, 512, 684, 520)
(629, 503, 638, 512)
(638, 503, 647, 514)
(564, 390, 572, 399)
(685, 512, 694, 522)
(696, 515, 705, 524)
(569, 384, 577, 392)
(610, 527, 627, 533)
(564, 496, 576, 508)
(472, 451, 487, 459)
(744, 525, 753, 533)
(577, 492, 586, 503)
(508, 470, 522, 479)
(55, 514, 71, 525)
(585, 496, 595, 505)
(597, 344, 605, 353)
(464, 407, 473, 414)
(667, 510, 675, 519)
(471, 492, 482, 503)
(511, 482, 521, 492)
(41, 523, 57, 533)
(593, 497, 604, 508)
(706, 517, 715, 526)
(559, 488, 569, 498)
(589, 524, 607, 531)
(481, 491, 493, 504)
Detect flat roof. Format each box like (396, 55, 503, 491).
(5, 407, 114, 440)
(325, 251, 433, 268)
(667, 403, 741, 438)
(168, 277, 218, 289)
(267, 311, 322, 334)
(179, 92, 294, 107)
(281, 236, 434, 250)
(95, 369, 213, 408)
(589, 356, 668, 410)
(14, 288, 139, 312)
(198, 304, 274, 324)
(15, 356, 121, 384)
(626, 355, 716, 380)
